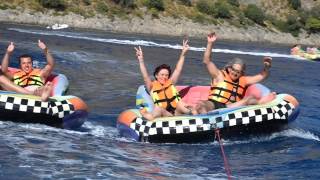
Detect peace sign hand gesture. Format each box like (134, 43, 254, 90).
(181, 39, 190, 56)
(134, 46, 144, 62)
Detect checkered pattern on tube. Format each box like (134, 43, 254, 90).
(48, 100, 74, 118)
(130, 100, 295, 137)
(273, 100, 295, 120)
(0, 95, 75, 119)
(130, 117, 211, 137)
(215, 107, 274, 128)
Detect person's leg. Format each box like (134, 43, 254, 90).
(140, 106, 173, 121)
(0, 75, 33, 94)
(159, 107, 173, 117)
(226, 96, 258, 108)
(258, 92, 277, 104)
(175, 101, 192, 116)
(140, 110, 155, 121)
(227, 92, 277, 108)
(192, 101, 204, 115)
(40, 82, 53, 101)
(192, 100, 214, 115)
(31, 82, 53, 101)
(0, 75, 53, 101)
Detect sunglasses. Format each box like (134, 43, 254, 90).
(229, 66, 243, 74)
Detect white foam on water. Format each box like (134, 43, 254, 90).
(276, 128, 320, 142)
(82, 121, 120, 138)
(219, 128, 320, 146)
(17, 123, 90, 135)
(1, 119, 123, 141)
(9, 28, 297, 59)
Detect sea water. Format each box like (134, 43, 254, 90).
(0, 23, 319, 179)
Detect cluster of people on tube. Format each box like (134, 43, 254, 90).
(291, 44, 320, 59)
(135, 32, 275, 120)
(0, 32, 274, 113)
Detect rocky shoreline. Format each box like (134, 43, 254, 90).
(1, 9, 320, 46)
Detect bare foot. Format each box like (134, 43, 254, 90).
(258, 92, 277, 104)
(33, 87, 42, 96)
(139, 108, 154, 121)
(41, 82, 53, 101)
(246, 96, 258, 105)
(191, 109, 198, 115)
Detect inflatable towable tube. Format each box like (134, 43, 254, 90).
(117, 84, 299, 143)
(0, 92, 88, 129)
(0, 67, 88, 129)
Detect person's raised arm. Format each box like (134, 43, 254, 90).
(1, 42, 14, 79)
(135, 46, 152, 91)
(170, 39, 189, 84)
(38, 40, 55, 80)
(245, 57, 272, 85)
(203, 33, 221, 79)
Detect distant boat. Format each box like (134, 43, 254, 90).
(46, 24, 69, 30)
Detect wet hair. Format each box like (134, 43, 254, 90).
(224, 57, 246, 74)
(153, 64, 172, 80)
(19, 54, 33, 64)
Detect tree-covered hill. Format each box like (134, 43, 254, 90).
(1, 0, 320, 37)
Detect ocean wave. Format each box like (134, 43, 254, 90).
(9, 27, 296, 59)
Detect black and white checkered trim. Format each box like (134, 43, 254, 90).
(274, 100, 295, 120)
(214, 107, 274, 129)
(130, 117, 212, 137)
(0, 95, 75, 119)
(0, 95, 49, 114)
(130, 117, 153, 137)
(48, 100, 75, 118)
(215, 100, 295, 129)
(130, 100, 295, 137)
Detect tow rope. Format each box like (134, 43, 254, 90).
(215, 129, 232, 180)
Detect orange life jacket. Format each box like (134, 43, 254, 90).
(13, 69, 44, 88)
(151, 80, 181, 111)
(208, 70, 247, 104)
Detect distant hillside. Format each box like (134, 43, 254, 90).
(1, 0, 320, 45)
(1, 0, 319, 37)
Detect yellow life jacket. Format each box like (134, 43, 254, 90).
(208, 70, 247, 104)
(151, 80, 181, 112)
(13, 69, 44, 88)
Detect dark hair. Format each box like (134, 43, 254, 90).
(19, 54, 33, 64)
(153, 64, 172, 80)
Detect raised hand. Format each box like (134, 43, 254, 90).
(7, 42, 15, 54)
(181, 39, 190, 55)
(207, 32, 217, 43)
(134, 46, 144, 62)
(263, 57, 272, 69)
(38, 39, 47, 50)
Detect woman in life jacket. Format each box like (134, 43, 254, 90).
(192, 33, 276, 115)
(134, 40, 192, 120)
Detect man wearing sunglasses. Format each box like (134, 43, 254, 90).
(192, 33, 274, 115)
